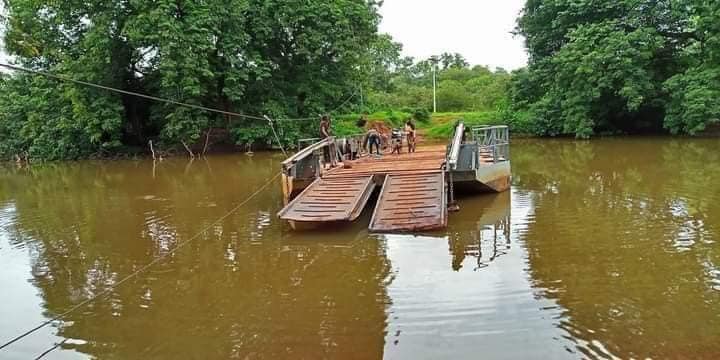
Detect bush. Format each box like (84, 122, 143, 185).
(412, 108, 431, 122)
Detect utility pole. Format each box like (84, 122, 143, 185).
(431, 56, 438, 113)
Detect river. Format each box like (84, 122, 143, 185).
(1, 137, 719, 359)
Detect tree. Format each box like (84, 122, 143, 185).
(0, 0, 382, 160)
(513, 0, 716, 137)
(663, 2, 720, 134)
(439, 52, 469, 70)
(363, 50, 511, 113)
(363, 34, 412, 93)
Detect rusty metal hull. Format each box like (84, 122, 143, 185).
(281, 174, 316, 205)
(287, 219, 350, 231)
(474, 161, 511, 192)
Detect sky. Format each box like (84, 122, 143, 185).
(379, 0, 528, 70)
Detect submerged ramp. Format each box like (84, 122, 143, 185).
(369, 172, 447, 232)
(277, 176, 376, 228)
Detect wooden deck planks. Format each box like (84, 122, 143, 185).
(277, 176, 376, 223)
(279, 145, 449, 232)
(324, 145, 447, 178)
(369, 172, 447, 232)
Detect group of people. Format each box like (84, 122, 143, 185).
(388, 121, 418, 155)
(318, 115, 417, 166)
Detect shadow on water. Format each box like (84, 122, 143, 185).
(1, 137, 720, 359)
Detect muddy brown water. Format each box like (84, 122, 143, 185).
(1, 137, 719, 359)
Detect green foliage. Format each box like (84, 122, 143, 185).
(513, 0, 720, 138)
(329, 118, 364, 137)
(11, 0, 720, 160)
(362, 47, 512, 114)
(0, 72, 123, 160)
(0, 75, 27, 158)
(382, 110, 408, 127)
(411, 108, 431, 122)
(665, 67, 720, 135)
(362, 34, 413, 93)
(663, 2, 720, 135)
(0, 0, 381, 160)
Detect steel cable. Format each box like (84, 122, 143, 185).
(0, 62, 358, 123)
(0, 172, 282, 351)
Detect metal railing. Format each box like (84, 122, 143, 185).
(340, 133, 366, 157)
(471, 125, 509, 164)
(284, 134, 368, 179)
(282, 137, 334, 178)
(446, 121, 465, 171)
(297, 138, 321, 151)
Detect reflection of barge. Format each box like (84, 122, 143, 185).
(449, 191, 512, 271)
(277, 122, 511, 232)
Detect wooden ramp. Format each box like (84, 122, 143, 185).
(277, 176, 376, 229)
(369, 172, 447, 232)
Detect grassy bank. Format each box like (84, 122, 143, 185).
(332, 111, 507, 139)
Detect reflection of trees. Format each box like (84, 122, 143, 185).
(1, 154, 391, 359)
(447, 192, 511, 271)
(512, 138, 720, 358)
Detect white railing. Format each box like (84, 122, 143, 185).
(447, 122, 465, 170)
(471, 125, 509, 164)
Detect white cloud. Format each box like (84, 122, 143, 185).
(379, 0, 528, 70)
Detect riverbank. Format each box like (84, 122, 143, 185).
(6, 110, 717, 164)
(3, 111, 503, 163)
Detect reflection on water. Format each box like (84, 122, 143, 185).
(1, 137, 720, 359)
(0, 156, 389, 359)
(381, 189, 573, 359)
(448, 192, 512, 271)
(513, 138, 720, 359)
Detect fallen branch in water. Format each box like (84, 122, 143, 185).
(148, 140, 157, 161)
(202, 129, 212, 156)
(184, 157, 195, 175)
(181, 140, 195, 158)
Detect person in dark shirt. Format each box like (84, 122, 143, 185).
(363, 128, 382, 156)
(319, 115, 336, 167)
(320, 115, 331, 139)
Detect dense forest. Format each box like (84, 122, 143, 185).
(512, 0, 720, 137)
(0, 0, 719, 160)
